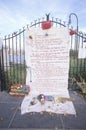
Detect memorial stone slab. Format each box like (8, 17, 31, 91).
(25, 27, 70, 95)
(21, 26, 76, 115)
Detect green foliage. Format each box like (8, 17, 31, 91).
(69, 49, 86, 82)
(5, 63, 26, 91)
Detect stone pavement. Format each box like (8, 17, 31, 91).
(0, 90, 86, 130)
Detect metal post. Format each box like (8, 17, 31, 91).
(68, 13, 79, 33)
(68, 13, 79, 51)
(46, 13, 50, 21)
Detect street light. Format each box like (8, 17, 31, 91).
(68, 13, 79, 33)
(83, 33, 86, 42)
(68, 13, 79, 51)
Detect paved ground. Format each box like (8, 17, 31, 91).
(0, 90, 86, 130)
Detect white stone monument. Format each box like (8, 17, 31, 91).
(21, 26, 76, 115)
(25, 26, 70, 95)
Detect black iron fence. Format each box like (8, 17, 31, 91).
(0, 15, 86, 91)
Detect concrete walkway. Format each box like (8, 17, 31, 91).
(0, 90, 86, 130)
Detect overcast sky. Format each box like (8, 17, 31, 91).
(0, 0, 86, 37)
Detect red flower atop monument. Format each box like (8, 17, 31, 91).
(69, 30, 76, 35)
(41, 21, 52, 30)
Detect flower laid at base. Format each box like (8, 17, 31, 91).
(21, 93, 76, 115)
(9, 84, 30, 97)
(29, 94, 74, 105)
(9, 84, 76, 115)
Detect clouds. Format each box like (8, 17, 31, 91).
(0, 1, 29, 35)
(0, 0, 86, 36)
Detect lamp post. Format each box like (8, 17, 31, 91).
(83, 33, 86, 42)
(68, 13, 79, 51)
(68, 13, 79, 33)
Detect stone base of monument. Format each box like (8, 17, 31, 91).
(23, 27, 76, 115)
(21, 90, 76, 115)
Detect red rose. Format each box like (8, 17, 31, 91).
(41, 21, 52, 30)
(69, 30, 76, 35)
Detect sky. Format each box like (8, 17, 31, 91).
(0, 0, 86, 37)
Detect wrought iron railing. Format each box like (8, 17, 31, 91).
(0, 15, 86, 91)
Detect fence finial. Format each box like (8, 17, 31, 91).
(46, 13, 50, 21)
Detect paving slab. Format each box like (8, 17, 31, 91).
(62, 91, 86, 129)
(0, 103, 19, 128)
(0, 90, 86, 130)
(0, 91, 23, 103)
(69, 91, 86, 104)
(0, 129, 64, 130)
(9, 111, 63, 129)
